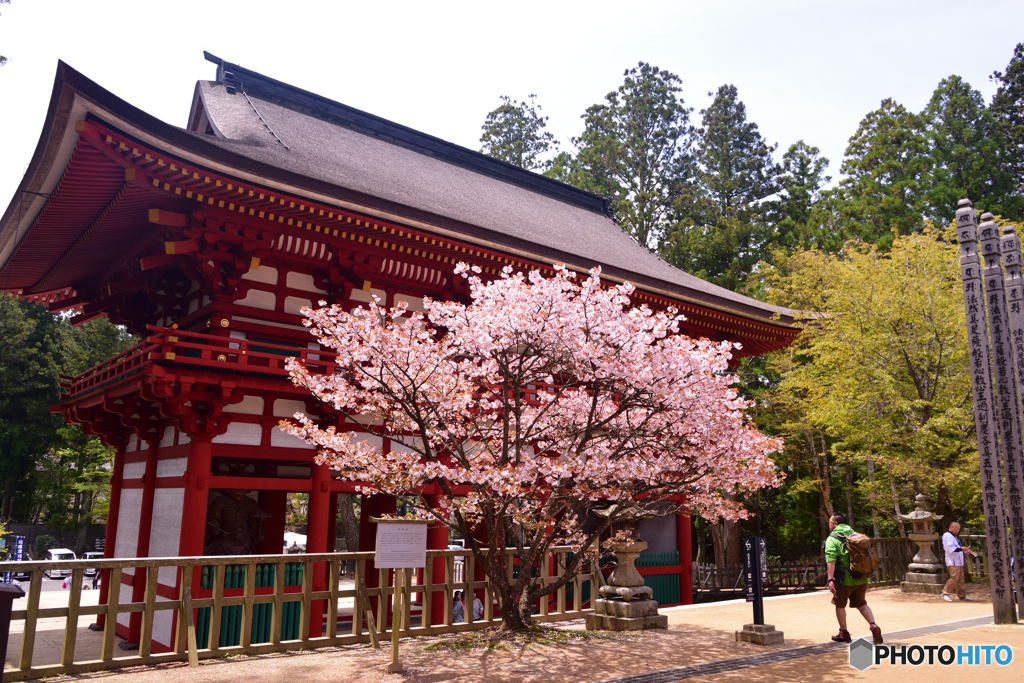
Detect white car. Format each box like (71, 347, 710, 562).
(83, 552, 104, 576)
(448, 539, 465, 550)
(43, 548, 77, 579)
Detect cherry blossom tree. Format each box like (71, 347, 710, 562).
(282, 264, 782, 630)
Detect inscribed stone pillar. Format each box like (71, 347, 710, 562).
(997, 220, 1024, 607)
(955, 200, 1016, 623)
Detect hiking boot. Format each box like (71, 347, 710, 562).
(870, 623, 883, 644)
(960, 596, 975, 602)
(942, 594, 953, 602)
(831, 629, 852, 643)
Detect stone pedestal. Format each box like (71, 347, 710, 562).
(585, 597, 669, 631)
(735, 623, 785, 645)
(586, 540, 667, 632)
(900, 570, 948, 594)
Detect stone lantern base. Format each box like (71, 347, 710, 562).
(585, 597, 668, 631)
(585, 539, 667, 632)
(900, 572, 948, 594)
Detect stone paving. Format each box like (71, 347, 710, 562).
(5, 583, 1021, 682)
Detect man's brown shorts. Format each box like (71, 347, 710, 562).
(832, 582, 868, 609)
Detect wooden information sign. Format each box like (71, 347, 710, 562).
(373, 519, 429, 569)
(371, 518, 431, 673)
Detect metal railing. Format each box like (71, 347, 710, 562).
(2, 547, 598, 681)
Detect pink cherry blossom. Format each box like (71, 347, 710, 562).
(282, 264, 782, 629)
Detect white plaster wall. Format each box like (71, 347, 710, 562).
(284, 296, 313, 315)
(117, 583, 133, 629)
(212, 422, 263, 446)
(242, 265, 279, 285)
(152, 595, 176, 648)
(126, 434, 138, 452)
(224, 395, 265, 415)
(349, 287, 386, 304)
(286, 271, 326, 293)
(395, 294, 425, 313)
(122, 461, 147, 480)
(156, 458, 187, 478)
(236, 289, 276, 311)
(271, 428, 314, 449)
(114, 489, 143, 560)
(149, 488, 185, 583)
(159, 426, 175, 448)
(273, 399, 308, 418)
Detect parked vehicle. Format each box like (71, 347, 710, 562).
(448, 539, 465, 550)
(1, 557, 30, 581)
(43, 548, 77, 579)
(83, 552, 104, 576)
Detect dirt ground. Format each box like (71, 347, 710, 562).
(12, 583, 1023, 683)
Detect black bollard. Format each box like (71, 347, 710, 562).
(0, 582, 26, 683)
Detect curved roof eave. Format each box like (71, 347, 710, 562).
(0, 61, 797, 330)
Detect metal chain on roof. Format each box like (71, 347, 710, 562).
(240, 85, 289, 150)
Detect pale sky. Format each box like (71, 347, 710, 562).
(1, 0, 1022, 207)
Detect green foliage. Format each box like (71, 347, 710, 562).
(990, 42, 1024, 187)
(571, 61, 694, 248)
(479, 95, 558, 172)
(0, 301, 133, 528)
(663, 84, 779, 290)
(922, 75, 1022, 223)
(33, 534, 57, 556)
(0, 294, 69, 519)
(836, 99, 931, 248)
(761, 230, 979, 525)
(773, 141, 832, 252)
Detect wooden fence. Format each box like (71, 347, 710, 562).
(691, 535, 991, 595)
(2, 547, 599, 682)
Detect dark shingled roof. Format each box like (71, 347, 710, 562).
(193, 54, 791, 323)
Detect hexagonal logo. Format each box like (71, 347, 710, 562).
(849, 637, 874, 671)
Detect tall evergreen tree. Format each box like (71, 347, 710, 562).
(773, 141, 831, 252)
(0, 295, 67, 519)
(663, 84, 779, 291)
(922, 75, 1021, 223)
(572, 62, 694, 249)
(479, 95, 558, 172)
(991, 43, 1024, 190)
(837, 99, 930, 248)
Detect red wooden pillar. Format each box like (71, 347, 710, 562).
(179, 436, 213, 557)
(677, 509, 693, 605)
(127, 438, 160, 642)
(358, 493, 395, 622)
(173, 435, 211, 651)
(326, 493, 338, 552)
(307, 462, 331, 636)
(424, 495, 448, 625)
(95, 444, 126, 627)
(256, 490, 287, 555)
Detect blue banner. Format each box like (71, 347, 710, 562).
(3, 536, 25, 584)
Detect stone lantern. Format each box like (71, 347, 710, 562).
(585, 504, 668, 631)
(898, 494, 948, 594)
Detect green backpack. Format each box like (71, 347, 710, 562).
(830, 531, 877, 579)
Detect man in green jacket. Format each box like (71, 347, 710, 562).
(825, 513, 883, 644)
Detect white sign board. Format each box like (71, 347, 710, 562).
(374, 521, 428, 569)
